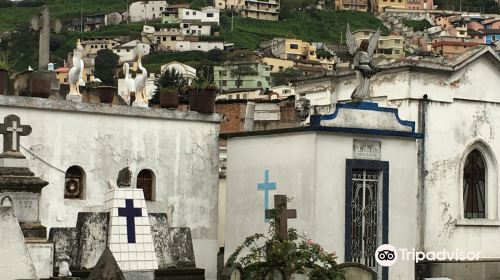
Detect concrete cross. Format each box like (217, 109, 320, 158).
(265, 194, 297, 240)
(258, 170, 276, 222)
(118, 199, 142, 243)
(0, 115, 32, 155)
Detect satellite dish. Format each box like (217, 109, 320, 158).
(30, 16, 40, 31)
(52, 19, 62, 34)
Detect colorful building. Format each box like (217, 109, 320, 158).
(431, 37, 482, 59)
(352, 29, 405, 59)
(214, 62, 271, 91)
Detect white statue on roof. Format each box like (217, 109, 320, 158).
(68, 39, 83, 97)
(346, 23, 380, 101)
(132, 52, 149, 108)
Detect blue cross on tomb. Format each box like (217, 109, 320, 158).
(118, 199, 142, 243)
(258, 170, 277, 222)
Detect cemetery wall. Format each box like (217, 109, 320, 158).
(0, 95, 221, 280)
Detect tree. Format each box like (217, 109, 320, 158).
(151, 68, 189, 105)
(206, 49, 226, 63)
(271, 68, 303, 86)
(230, 63, 257, 88)
(94, 49, 119, 87)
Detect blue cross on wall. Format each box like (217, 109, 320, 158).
(258, 170, 277, 222)
(118, 199, 142, 243)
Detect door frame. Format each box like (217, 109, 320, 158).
(345, 159, 389, 280)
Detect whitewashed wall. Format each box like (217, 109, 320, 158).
(0, 96, 221, 280)
(293, 49, 500, 268)
(225, 132, 418, 279)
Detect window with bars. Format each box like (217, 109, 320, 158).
(463, 149, 486, 218)
(137, 169, 155, 201)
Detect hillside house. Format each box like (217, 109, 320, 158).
(129, 0, 167, 22)
(214, 62, 271, 91)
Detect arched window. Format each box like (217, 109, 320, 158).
(137, 169, 155, 201)
(463, 150, 486, 218)
(64, 166, 85, 199)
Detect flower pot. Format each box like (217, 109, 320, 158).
(160, 91, 179, 109)
(97, 86, 116, 104)
(189, 89, 216, 114)
(0, 69, 8, 95)
(29, 70, 56, 98)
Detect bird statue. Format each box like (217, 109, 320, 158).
(132, 53, 148, 107)
(78, 44, 85, 88)
(68, 39, 83, 97)
(121, 63, 136, 105)
(345, 23, 380, 101)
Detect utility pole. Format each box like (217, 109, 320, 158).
(127, 0, 129, 24)
(231, 10, 234, 31)
(80, 0, 83, 32)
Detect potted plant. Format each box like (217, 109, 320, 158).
(94, 49, 119, 104)
(0, 52, 16, 96)
(159, 87, 178, 109)
(152, 68, 188, 108)
(189, 68, 218, 114)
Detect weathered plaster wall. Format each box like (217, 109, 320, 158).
(294, 51, 500, 272)
(0, 96, 221, 279)
(225, 132, 418, 279)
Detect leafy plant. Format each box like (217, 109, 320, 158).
(227, 210, 344, 280)
(94, 49, 119, 87)
(0, 51, 17, 73)
(151, 68, 188, 105)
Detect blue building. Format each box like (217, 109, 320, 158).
(485, 29, 500, 45)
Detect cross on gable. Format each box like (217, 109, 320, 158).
(258, 170, 277, 222)
(118, 199, 142, 243)
(265, 194, 297, 240)
(0, 115, 32, 157)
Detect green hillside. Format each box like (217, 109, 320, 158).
(0, 0, 388, 72)
(220, 10, 388, 49)
(0, 0, 129, 33)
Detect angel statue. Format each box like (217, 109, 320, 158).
(345, 23, 380, 101)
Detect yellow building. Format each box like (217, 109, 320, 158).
(352, 29, 405, 59)
(55, 66, 95, 85)
(261, 57, 295, 73)
(80, 37, 121, 58)
(267, 38, 318, 61)
(377, 0, 407, 12)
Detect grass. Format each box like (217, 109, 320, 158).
(0, 0, 128, 32)
(220, 10, 389, 49)
(0, 7, 40, 33)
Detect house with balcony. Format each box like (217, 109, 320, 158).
(263, 38, 318, 61)
(334, 0, 369, 11)
(161, 3, 191, 23)
(377, 0, 407, 12)
(241, 0, 280, 21)
(431, 36, 482, 59)
(112, 40, 151, 63)
(352, 29, 405, 59)
(163, 6, 219, 24)
(69, 14, 107, 32)
(141, 25, 183, 52)
(214, 62, 271, 91)
(129, 0, 167, 22)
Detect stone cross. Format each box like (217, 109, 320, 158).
(0, 115, 32, 156)
(118, 199, 142, 243)
(30, 6, 62, 70)
(258, 170, 276, 222)
(265, 194, 297, 240)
